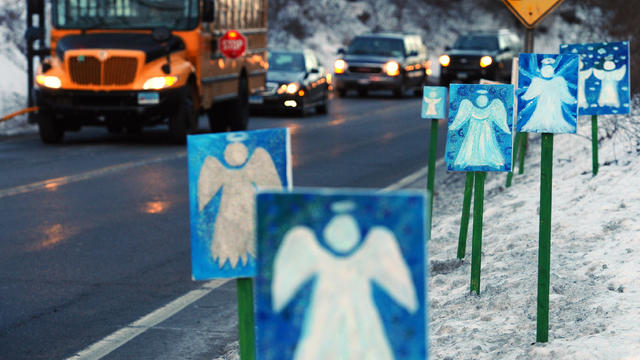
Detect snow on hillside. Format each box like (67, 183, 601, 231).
(0, 0, 32, 135)
(427, 111, 640, 359)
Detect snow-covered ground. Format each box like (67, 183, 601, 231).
(427, 113, 640, 359)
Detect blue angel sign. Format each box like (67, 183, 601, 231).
(445, 84, 515, 172)
(421, 86, 447, 119)
(560, 41, 631, 115)
(188, 128, 291, 279)
(255, 190, 427, 360)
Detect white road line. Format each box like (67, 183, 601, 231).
(0, 151, 186, 199)
(65, 279, 228, 360)
(63, 163, 432, 360)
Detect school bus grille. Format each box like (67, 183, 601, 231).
(69, 56, 101, 85)
(104, 57, 138, 85)
(68, 56, 138, 85)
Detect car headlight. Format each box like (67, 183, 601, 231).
(334, 59, 347, 74)
(439, 55, 450, 67)
(383, 61, 400, 76)
(480, 56, 493, 68)
(36, 75, 61, 89)
(286, 82, 299, 94)
(143, 76, 178, 90)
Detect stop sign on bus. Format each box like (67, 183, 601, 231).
(219, 30, 246, 59)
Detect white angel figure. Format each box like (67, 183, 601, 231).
(450, 90, 511, 169)
(198, 134, 282, 268)
(423, 90, 443, 116)
(578, 58, 593, 109)
(272, 204, 418, 360)
(593, 59, 626, 108)
(520, 58, 577, 133)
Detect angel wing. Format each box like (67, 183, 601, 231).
(580, 67, 593, 80)
(450, 99, 473, 131)
(197, 156, 226, 212)
(521, 77, 545, 101)
(551, 76, 577, 105)
(612, 64, 627, 81)
(593, 68, 605, 81)
(489, 99, 511, 134)
(272, 226, 328, 312)
(354, 226, 418, 313)
(244, 147, 283, 191)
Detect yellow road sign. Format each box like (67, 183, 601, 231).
(502, 0, 565, 29)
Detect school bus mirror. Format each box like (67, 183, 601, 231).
(202, 0, 215, 23)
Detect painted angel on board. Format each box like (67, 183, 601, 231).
(593, 57, 626, 108)
(450, 90, 511, 170)
(578, 58, 593, 109)
(271, 203, 418, 360)
(519, 57, 577, 133)
(198, 135, 282, 268)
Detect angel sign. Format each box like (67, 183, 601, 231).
(421, 86, 447, 119)
(255, 191, 427, 360)
(187, 128, 291, 279)
(560, 41, 630, 115)
(445, 84, 514, 172)
(517, 53, 579, 133)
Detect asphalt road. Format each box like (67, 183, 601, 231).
(0, 91, 448, 360)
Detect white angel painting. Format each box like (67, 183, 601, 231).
(271, 202, 418, 360)
(195, 132, 284, 270)
(560, 41, 630, 116)
(518, 54, 578, 133)
(578, 58, 594, 109)
(421, 86, 446, 119)
(449, 89, 511, 170)
(593, 57, 626, 108)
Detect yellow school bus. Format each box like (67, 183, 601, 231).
(33, 0, 267, 143)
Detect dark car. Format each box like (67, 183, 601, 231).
(439, 29, 522, 85)
(333, 33, 431, 98)
(250, 49, 330, 116)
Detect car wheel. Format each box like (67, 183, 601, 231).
(107, 124, 123, 134)
(315, 91, 329, 114)
(35, 108, 64, 144)
(169, 83, 198, 144)
(393, 80, 406, 98)
(295, 99, 305, 117)
(336, 88, 347, 97)
(358, 89, 368, 97)
(229, 75, 249, 131)
(208, 102, 228, 133)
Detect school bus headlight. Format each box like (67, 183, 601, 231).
(480, 56, 493, 68)
(36, 75, 61, 89)
(334, 59, 347, 74)
(143, 76, 178, 90)
(439, 55, 450, 67)
(383, 61, 400, 76)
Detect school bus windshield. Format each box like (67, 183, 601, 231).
(52, 0, 199, 30)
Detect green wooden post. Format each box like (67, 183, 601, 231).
(457, 172, 474, 259)
(506, 132, 523, 187)
(518, 133, 528, 174)
(537, 133, 553, 343)
(592, 115, 599, 176)
(426, 118, 439, 237)
(237, 278, 255, 360)
(469, 171, 486, 295)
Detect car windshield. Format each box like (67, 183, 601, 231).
(347, 37, 405, 57)
(453, 35, 499, 51)
(268, 52, 305, 72)
(52, 0, 198, 30)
